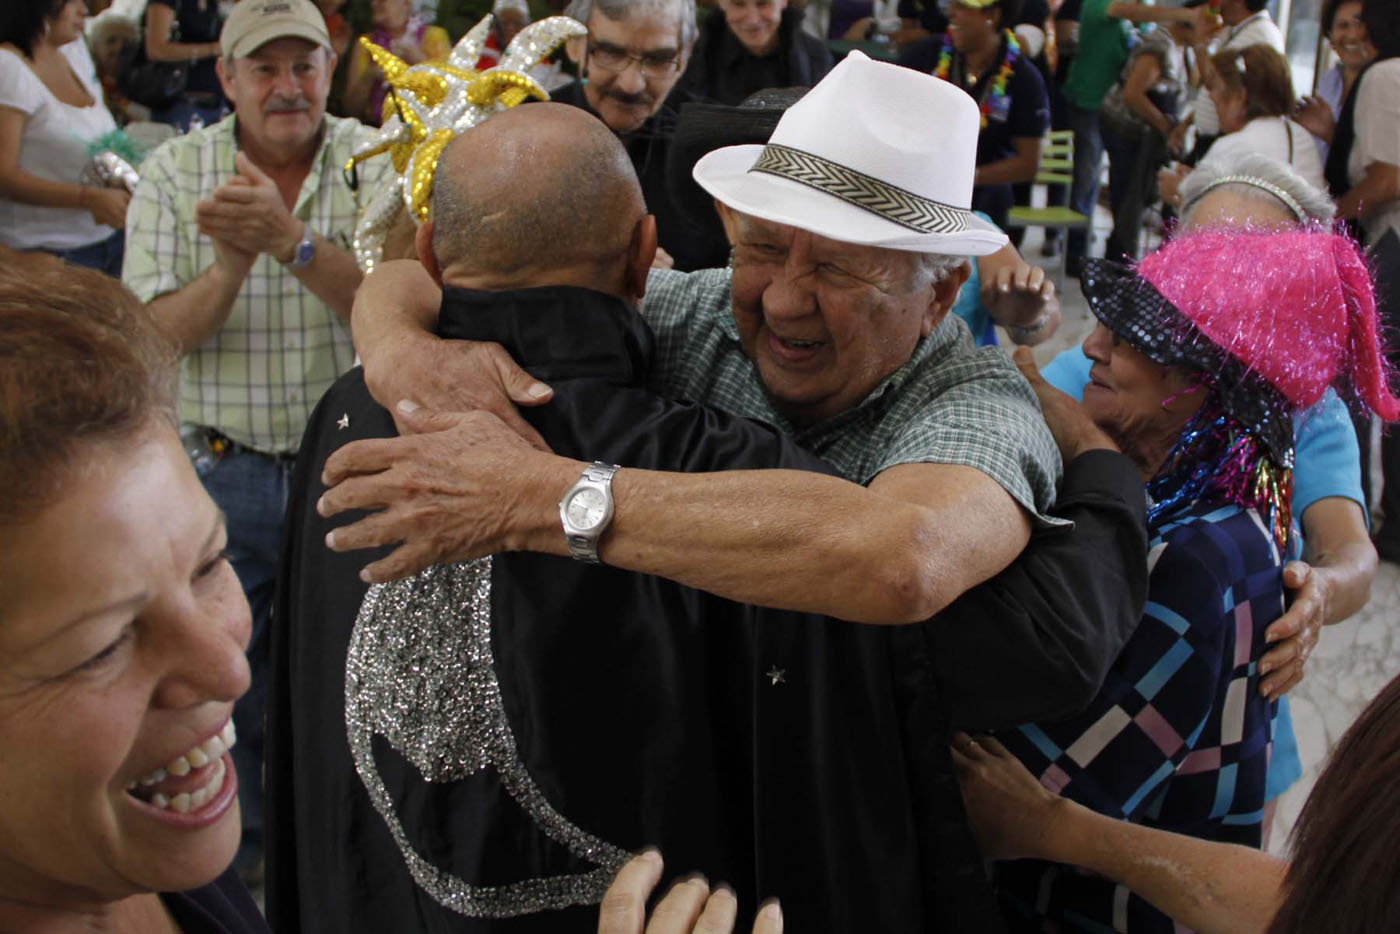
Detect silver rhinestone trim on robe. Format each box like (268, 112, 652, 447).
(344, 557, 630, 917)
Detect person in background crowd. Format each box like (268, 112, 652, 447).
(1169, 0, 1282, 162)
(122, 0, 390, 881)
(0, 249, 270, 934)
(954, 666, 1400, 933)
(477, 0, 529, 67)
(1161, 45, 1323, 222)
(555, 0, 711, 269)
(1205, 45, 1322, 186)
(995, 228, 1400, 933)
(343, 0, 450, 124)
(0, 0, 126, 275)
(1038, 0, 1080, 258)
(805, 0, 899, 43)
(87, 11, 137, 120)
(898, 0, 1049, 233)
(1098, 18, 1193, 262)
(1327, 0, 1400, 564)
(144, 0, 227, 129)
(679, 0, 832, 106)
(1295, 0, 1374, 158)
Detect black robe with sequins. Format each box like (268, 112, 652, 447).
(266, 285, 1147, 933)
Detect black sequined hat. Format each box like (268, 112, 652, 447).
(1079, 257, 1296, 468)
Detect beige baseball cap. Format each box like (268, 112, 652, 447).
(220, 0, 332, 60)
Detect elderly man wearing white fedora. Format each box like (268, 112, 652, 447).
(317, 51, 1152, 927)
(333, 51, 1078, 624)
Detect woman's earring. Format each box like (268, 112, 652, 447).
(727, 248, 735, 270)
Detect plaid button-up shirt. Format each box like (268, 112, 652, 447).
(642, 267, 1063, 523)
(123, 114, 390, 454)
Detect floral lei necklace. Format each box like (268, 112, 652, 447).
(934, 29, 1019, 129)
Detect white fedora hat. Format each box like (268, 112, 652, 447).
(692, 51, 1007, 256)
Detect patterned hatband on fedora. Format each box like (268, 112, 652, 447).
(1080, 259, 1296, 468)
(750, 144, 972, 236)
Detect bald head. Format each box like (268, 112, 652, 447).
(426, 103, 650, 292)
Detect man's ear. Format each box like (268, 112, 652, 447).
(215, 56, 235, 101)
(415, 219, 444, 286)
(565, 34, 586, 66)
(921, 259, 970, 337)
(715, 199, 741, 248)
(625, 214, 659, 302)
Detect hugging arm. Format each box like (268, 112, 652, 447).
(953, 734, 1284, 934)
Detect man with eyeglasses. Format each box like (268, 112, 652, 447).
(552, 0, 727, 270)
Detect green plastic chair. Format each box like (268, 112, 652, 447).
(1005, 129, 1090, 284)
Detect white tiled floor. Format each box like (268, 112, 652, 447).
(1015, 218, 1400, 859)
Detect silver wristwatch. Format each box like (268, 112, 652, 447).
(558, 462, 618, 563)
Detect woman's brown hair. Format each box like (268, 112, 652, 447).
(1268, 671, 1400, 932)
(0, 248, 176, 524)
(1210, 44, 1296, 121)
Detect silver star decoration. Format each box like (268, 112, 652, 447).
(337, 413, 350, 430)
(766, 666, 786, 686)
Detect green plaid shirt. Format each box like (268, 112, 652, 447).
(643, 267, 1064, 525)
(123, 115, 390, 454)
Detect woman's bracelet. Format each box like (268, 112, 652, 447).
(1007, 313, 1051, 343)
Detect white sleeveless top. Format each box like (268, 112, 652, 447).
(0, 40, 119, 251)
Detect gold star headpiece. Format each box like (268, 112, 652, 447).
(345, 14, 588, 272)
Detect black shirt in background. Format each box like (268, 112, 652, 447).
(679, 6, 834, 107)
(148, 0, 223, 96)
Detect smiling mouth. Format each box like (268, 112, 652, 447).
(125, 720, 236, 814)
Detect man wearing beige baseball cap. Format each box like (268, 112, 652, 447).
(122, 0, 392, 877)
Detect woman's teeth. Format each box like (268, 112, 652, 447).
(152, 759, 227, 814)
(128, 720, 236, 798)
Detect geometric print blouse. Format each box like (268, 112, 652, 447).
(994, 501, 1289, 933)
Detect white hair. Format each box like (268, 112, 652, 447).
(563, 0, 699, 50)
(1180, 153, 1335, 225)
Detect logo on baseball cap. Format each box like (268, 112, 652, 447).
(220, 0, 332, 60)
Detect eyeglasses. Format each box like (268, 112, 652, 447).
(586, 41, 682, 78)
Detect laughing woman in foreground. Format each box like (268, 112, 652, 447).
(0, 249, 268, 933)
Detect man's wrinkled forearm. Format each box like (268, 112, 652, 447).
(522, 462, 1030, 626)
(352, 260, 444, 408)
(147, 264, 245, 355)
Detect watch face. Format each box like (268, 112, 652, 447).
(565, 487, 607, 531)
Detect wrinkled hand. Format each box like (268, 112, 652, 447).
(195, 152, 301, 260)
(361, 329, 555, 449)
(1294, 96, 1336, 143)
(319, 403, 553, 582)
(598, 851, 783, 934)
(982, 261, 1060, 345)
(87, 186, 131, 229)
(1013, 348, 1118, 462)
(951, 732, 1065, 862)
(652, 246, 676, 270)
(1258, 561, 1327, 700)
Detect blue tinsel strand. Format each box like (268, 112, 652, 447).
(1146, 396, 1294, 552)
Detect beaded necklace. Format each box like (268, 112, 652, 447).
(933, 29, 1019, 129)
